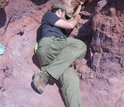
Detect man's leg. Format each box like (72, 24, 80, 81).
(59, 67, 85, 107)
(45, 37, 87, 80)
(33, 37, 86, 93)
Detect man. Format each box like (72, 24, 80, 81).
(0, 0, 10, 8)
(33, 1, 87, 107)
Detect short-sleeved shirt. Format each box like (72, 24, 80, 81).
(41, 12, 67, 38)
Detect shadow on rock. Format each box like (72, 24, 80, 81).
(30, 0, 48, 6)
(0, 8, 6, 28)
(32, 25, 42, 69)
(32, 54, 41, 69)
(76, 20, 93, 68)
(36, 25, 42, 42)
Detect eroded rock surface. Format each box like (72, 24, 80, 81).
(0, 0, 124, 107)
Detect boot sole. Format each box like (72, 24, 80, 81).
(33, 77, 43, 94)
(33, 71, 44, 94)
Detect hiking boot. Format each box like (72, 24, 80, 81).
(33, 70, 50, 94)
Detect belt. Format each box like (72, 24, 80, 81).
(43, 36, 67, 41)
(52, 37, 67, 41)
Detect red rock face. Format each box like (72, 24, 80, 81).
(84, 0, 124, 107)
(91, 0, 124, 73)
(0, 0, 124, 107)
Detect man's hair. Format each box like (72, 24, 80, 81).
(51, 8, 64, 13)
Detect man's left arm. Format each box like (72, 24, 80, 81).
(70, 0, 87, 19)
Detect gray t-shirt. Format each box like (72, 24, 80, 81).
(41, 12, 67, 38)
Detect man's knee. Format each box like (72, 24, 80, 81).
(73, 39, 87, 50)
(60, 67, 79, 81)
(66, 68, 79, 84)
(78, 41, 87, 51)
(75, 40, 87, 58)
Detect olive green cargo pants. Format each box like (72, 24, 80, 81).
(37, 37, 86, 107)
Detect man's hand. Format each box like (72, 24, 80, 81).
(73, 0, 88, 17)
(80, 0, 88, 5)
(73, 13, 81, 20)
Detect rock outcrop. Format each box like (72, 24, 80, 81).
(0, 0, 124, 107)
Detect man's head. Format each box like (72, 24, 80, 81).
(51, 3, 71, 20)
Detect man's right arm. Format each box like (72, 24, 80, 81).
(54, 14, 81, 29)
(54, 0, 87, 30)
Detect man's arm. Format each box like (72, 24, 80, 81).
(54, 14, 81, 29)
(54, 0, 87, 30)
(72, 1, 85, 17)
